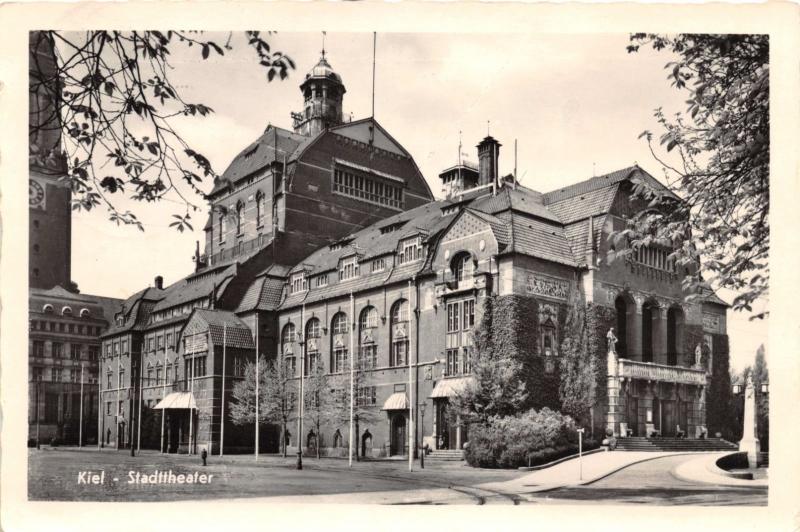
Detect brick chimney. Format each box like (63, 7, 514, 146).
(154, 276, 164, 290)
(477, 136, 501, 188)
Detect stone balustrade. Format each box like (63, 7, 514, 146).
(618, 358, 706, 386)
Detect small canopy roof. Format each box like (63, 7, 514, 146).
(153, 392, 196, 410)
(382, 392, 409, 411)
(430, 377, 474, 399)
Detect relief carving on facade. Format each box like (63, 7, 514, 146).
(525, 274, 569, 300)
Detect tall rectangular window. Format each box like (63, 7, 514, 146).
(398, 237, 422, 265)
(333, 168, 404, 210)
(52, 342, 63, 358)
(339, 257, 359, 281)
(32, 340, 45, 357)
(70, 344, 81, 360)
(51, 368, 60, 382)
(333, 347, 348, 373)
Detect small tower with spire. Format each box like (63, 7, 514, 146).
(291, 40, 346, 137)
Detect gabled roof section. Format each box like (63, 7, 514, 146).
(236, 275, 286, 313)
(546, 183, 620, 225)
(183, 309, 255, 349)
(210, 125, 307, 196)
(329, 117, 410, 157)
(563, 216, 606, 267)
(101, 287, 166, 337)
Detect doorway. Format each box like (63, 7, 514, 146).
(626, 396, 639, 436)
(662, 400, 676, 437)
(390, 414, 406, 456)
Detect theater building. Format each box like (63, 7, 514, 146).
(100, 51, 730, 456)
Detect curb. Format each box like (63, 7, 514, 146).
(521, 451, 700, 493)
(517, 447, 605, 472)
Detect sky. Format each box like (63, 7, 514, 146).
(63, 32, 767, 372)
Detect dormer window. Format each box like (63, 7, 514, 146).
(451, 252, 474, 287)
(315, 274, 329, 288)
(371, 257, 387, 273)
(62, 306, 73, 316)
(80, 308, 90, 318)
(43, 304, 54, 314)
(290, 272, 308, 294)
(339, 256, 359, 281)
(398, 236, 423, 265)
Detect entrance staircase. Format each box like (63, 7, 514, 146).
(427, 449, 465, 461)
(615, 437, 738, 452)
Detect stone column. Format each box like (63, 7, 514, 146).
(654, 307, 669, 365)
(456, 414, 462, 450)
(630, 296, 644, 360)
(739, 376, 760, 468)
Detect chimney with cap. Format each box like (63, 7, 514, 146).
(477, 136, 501, 189)
(154, 276, 164, 290)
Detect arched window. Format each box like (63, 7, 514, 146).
(305, 318, 321, 373)
(281, 323, 296, 375)
(256, 191, 265, 225)
(330, 312, 349, 373)
(62, 306, 73, 316)
(80, 308, 90, 318)
(390, 300, 409, 367)
(451, 252, 473, 287)
(42, 304, 54, 314)
(359, 306, 378, 369)
(236, 201, 244, 235)
(218, 211, 226, 243)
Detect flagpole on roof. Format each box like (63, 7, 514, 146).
(220, 323, 227, 456)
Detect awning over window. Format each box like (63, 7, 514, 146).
(382, 392, 409, 411)
(153, 392, 196, 410)
(430, 377, 474, 399)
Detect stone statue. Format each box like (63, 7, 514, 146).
(739, 372, 760, 468)
(607, 328, 618, 354)
(693, 343, 703, 369)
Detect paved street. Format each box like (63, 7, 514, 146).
(28, 448, 522, 503)
(28, 448, 767, 505)
(522, 454, 768, 506)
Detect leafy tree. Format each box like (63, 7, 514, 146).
(263, 357, 297, 458)
(228, 355, 269, 426)
(29, 31, 295, 230)
(558, 294, 597, 427)
(622, 34, 769, 317)
(452, 296, 528, 423)
(303, 363, 335, 459)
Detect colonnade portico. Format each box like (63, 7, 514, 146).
(613, 291, 686, 367)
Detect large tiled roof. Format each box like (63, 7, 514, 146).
(209, 125, 307, 196)
(563, 216, 606, 267)
(545, 183, 620, 225)
(151, 264, 237, 313)
(101, 287, 165, 337)
(236, 275, 286, 312)
(508, 215, 577, 266)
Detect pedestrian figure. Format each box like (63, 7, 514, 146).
(201, 448, 208, 466)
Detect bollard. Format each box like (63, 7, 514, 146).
(201, 448, 208, 466)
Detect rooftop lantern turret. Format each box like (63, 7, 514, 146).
(291, 46, 346, 137)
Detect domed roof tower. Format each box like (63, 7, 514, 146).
(291, 50, 346, 137)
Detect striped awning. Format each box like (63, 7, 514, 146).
(153, 392, 196, 410)
(382, 392, 409, 411)
(430, 377, 474, 399)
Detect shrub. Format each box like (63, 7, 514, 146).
(49, 437, 60, 447)
(465, 407, 591, 468)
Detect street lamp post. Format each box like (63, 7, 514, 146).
(577, 428, 585, 481)
(419, 403, 426, 469)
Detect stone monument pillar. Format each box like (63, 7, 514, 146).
(739, 374, 760, 468)
(606, 328, 621, 436)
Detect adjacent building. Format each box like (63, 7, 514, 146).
(28, 31, 122, 445)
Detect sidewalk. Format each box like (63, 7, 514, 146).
(476, 450, 686, 494)
(672, 452, 769, 487)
